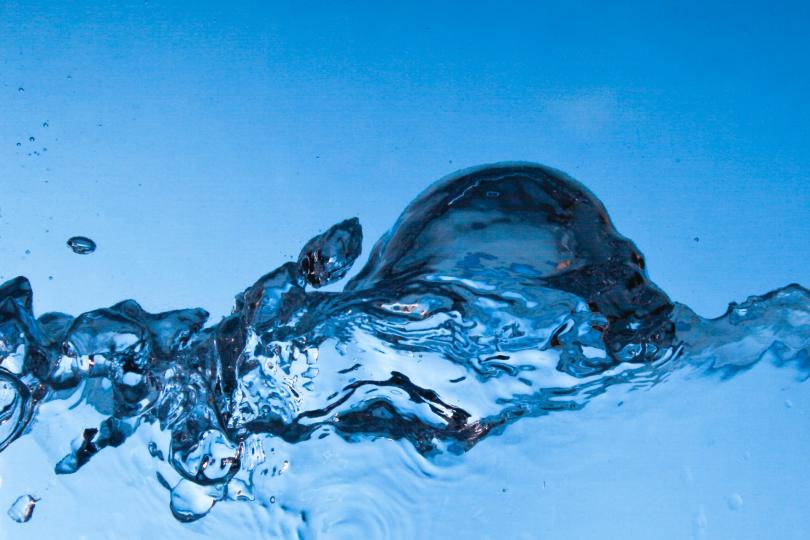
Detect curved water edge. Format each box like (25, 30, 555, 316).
(0, 163, 807, 525)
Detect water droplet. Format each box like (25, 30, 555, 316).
(297, 218, 362, 288)
(726, 492, 743, 511)
(66, 236, 97, 255)
(170, 480, 220, 522)
(147, 441, 164, 460)
(7, 494, 39, 523)
(228, 480, 255, 502)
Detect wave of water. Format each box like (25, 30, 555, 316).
(0, 163, 808, 536)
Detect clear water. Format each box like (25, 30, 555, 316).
(0, 164, 808, 538)
(3, 2, 810, 537)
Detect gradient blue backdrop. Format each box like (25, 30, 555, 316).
(2, 0, 808, 321)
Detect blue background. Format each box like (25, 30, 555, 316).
(1, 3, 810, 539)
(2, 0, 808, 320)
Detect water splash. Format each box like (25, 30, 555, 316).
(0, 163, 807, 527)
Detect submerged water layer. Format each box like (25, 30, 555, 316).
(0, 164, 807, 533)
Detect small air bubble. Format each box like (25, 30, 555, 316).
(16, 142, 21, 147)
(48, 276, 53, 281)
(17, 87, 24, 92)
(785, 399, 793, 408)
(694, 237, 700, 243)
(24, 249, 31, 255)
(28, 136, 35, 142)
(42, 121, 49, 128)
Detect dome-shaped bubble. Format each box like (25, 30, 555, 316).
(347, 163, 675, 363)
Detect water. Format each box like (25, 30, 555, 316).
(0, 164, 807, 538)
(6, 495, 38, 524)
(65, 236, 97, 255)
